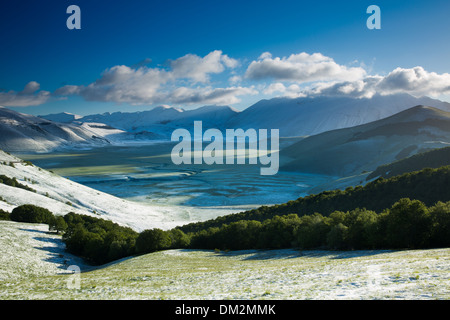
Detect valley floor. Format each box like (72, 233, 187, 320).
(0, 221, 449, 300)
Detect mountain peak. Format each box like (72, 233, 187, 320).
(383, 105, 450, 123)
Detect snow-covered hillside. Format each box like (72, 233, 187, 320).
(75, 104, 239, 137)
(40, 94, 450, 141)
(0, 106, 127, 153)
(4, 93, 450, 154)
(0, 150, 184, 231)
(38, 112, 82, 123)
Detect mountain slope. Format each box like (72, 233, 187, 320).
(367, 146, 450, 180)
(227, 93, 450, 137)
(0, 150, 182, 231)
(178, 164, 450, 234)
(0, 107, 125, 153)
(77, 105, 240, 137)
(280, 105, 450, 176)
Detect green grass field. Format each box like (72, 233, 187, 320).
(1, 221, 449, 300)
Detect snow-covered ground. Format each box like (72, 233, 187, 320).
(11, 144, 335, 221)
(0, 220, 448, 300)
(0, 221, 90, 282)
(1, 149, 243, 231)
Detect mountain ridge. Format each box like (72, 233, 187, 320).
(39, 93, 450, 139)
(281, 105, 450, 176)
(0, 106, 120, 153)
(4, 93, 450, 153)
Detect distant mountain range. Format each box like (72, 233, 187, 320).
(228, 93, 450, 137)
(40, 93, 450, 138)
(70, 104, 239, 138)
(2, 93, 450, 155)
(0, 106, 122, 153)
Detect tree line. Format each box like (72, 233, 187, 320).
(0, 205, 189, 265)
(178, 165, 450, 234)
(185, 198, 450, 251)
(1, 165, 449, 265)
(2, 197, 449, 265)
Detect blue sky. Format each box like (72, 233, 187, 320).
(1, 0, 450, 115)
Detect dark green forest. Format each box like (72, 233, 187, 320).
(2, 165, 450, 265)
(178, 165, 450, 234)
(186, 199, 450, 251)
(367, 146, 450, 180)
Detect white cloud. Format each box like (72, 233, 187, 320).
(308, 76, 382, 98)
(55, 50, 255, 104)
(54, 51, 250, 106)
(376, 66, 450, 96)
(0, 81, 50, 107)
(22, 50, 450, 110)
(308, 67, 450, 98)
(258, 52, 272, 60)
(263, 82, 305, 98)
(78, 65, 171, 104)
(245, 52, 367, 83)
(168, 86, 258, 105)
(263, 82, 287, 95)
(170, 50, 238, 83)
(228, 75, 242, 84)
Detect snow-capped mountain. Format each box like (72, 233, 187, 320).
(5, 93, 450, 154)
(42, 93, 450, 140)
(38, 112, 82, 123)
(227, 93, 450, 137)
(0, 106, 124, 153)
(76, 105, 239, 137)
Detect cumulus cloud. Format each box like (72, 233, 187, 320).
(307, 76, 383, 98)
(168, 86, 257, 105)
(78, 65, 171, 104)
(0, 81, 50, 107)
(376, 67, 450, 96)
(170, 50, 238, 83)
(55, 50, 247, 106)
(263, 82, 305, 98)
(246, 52, 367, 83)
(12, 51, 450, 110)
(308, 67, 450, 98)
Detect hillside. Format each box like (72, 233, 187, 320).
(0, 150, 182, 231)
(178, 165, 450, 234)
(280, 106, 450, 176)
(0, 106, 126, 153)
(0, 229, 448, 300)
(367, 146, 450, 180)
(74, 105, 240, 138)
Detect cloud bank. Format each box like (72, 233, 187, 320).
(0, 81, 50, 107)
(305, 67, 450, 98)
(54, 50, 251, 106)
(4, 51, 450, 108)
(246, 52, 367, 83)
